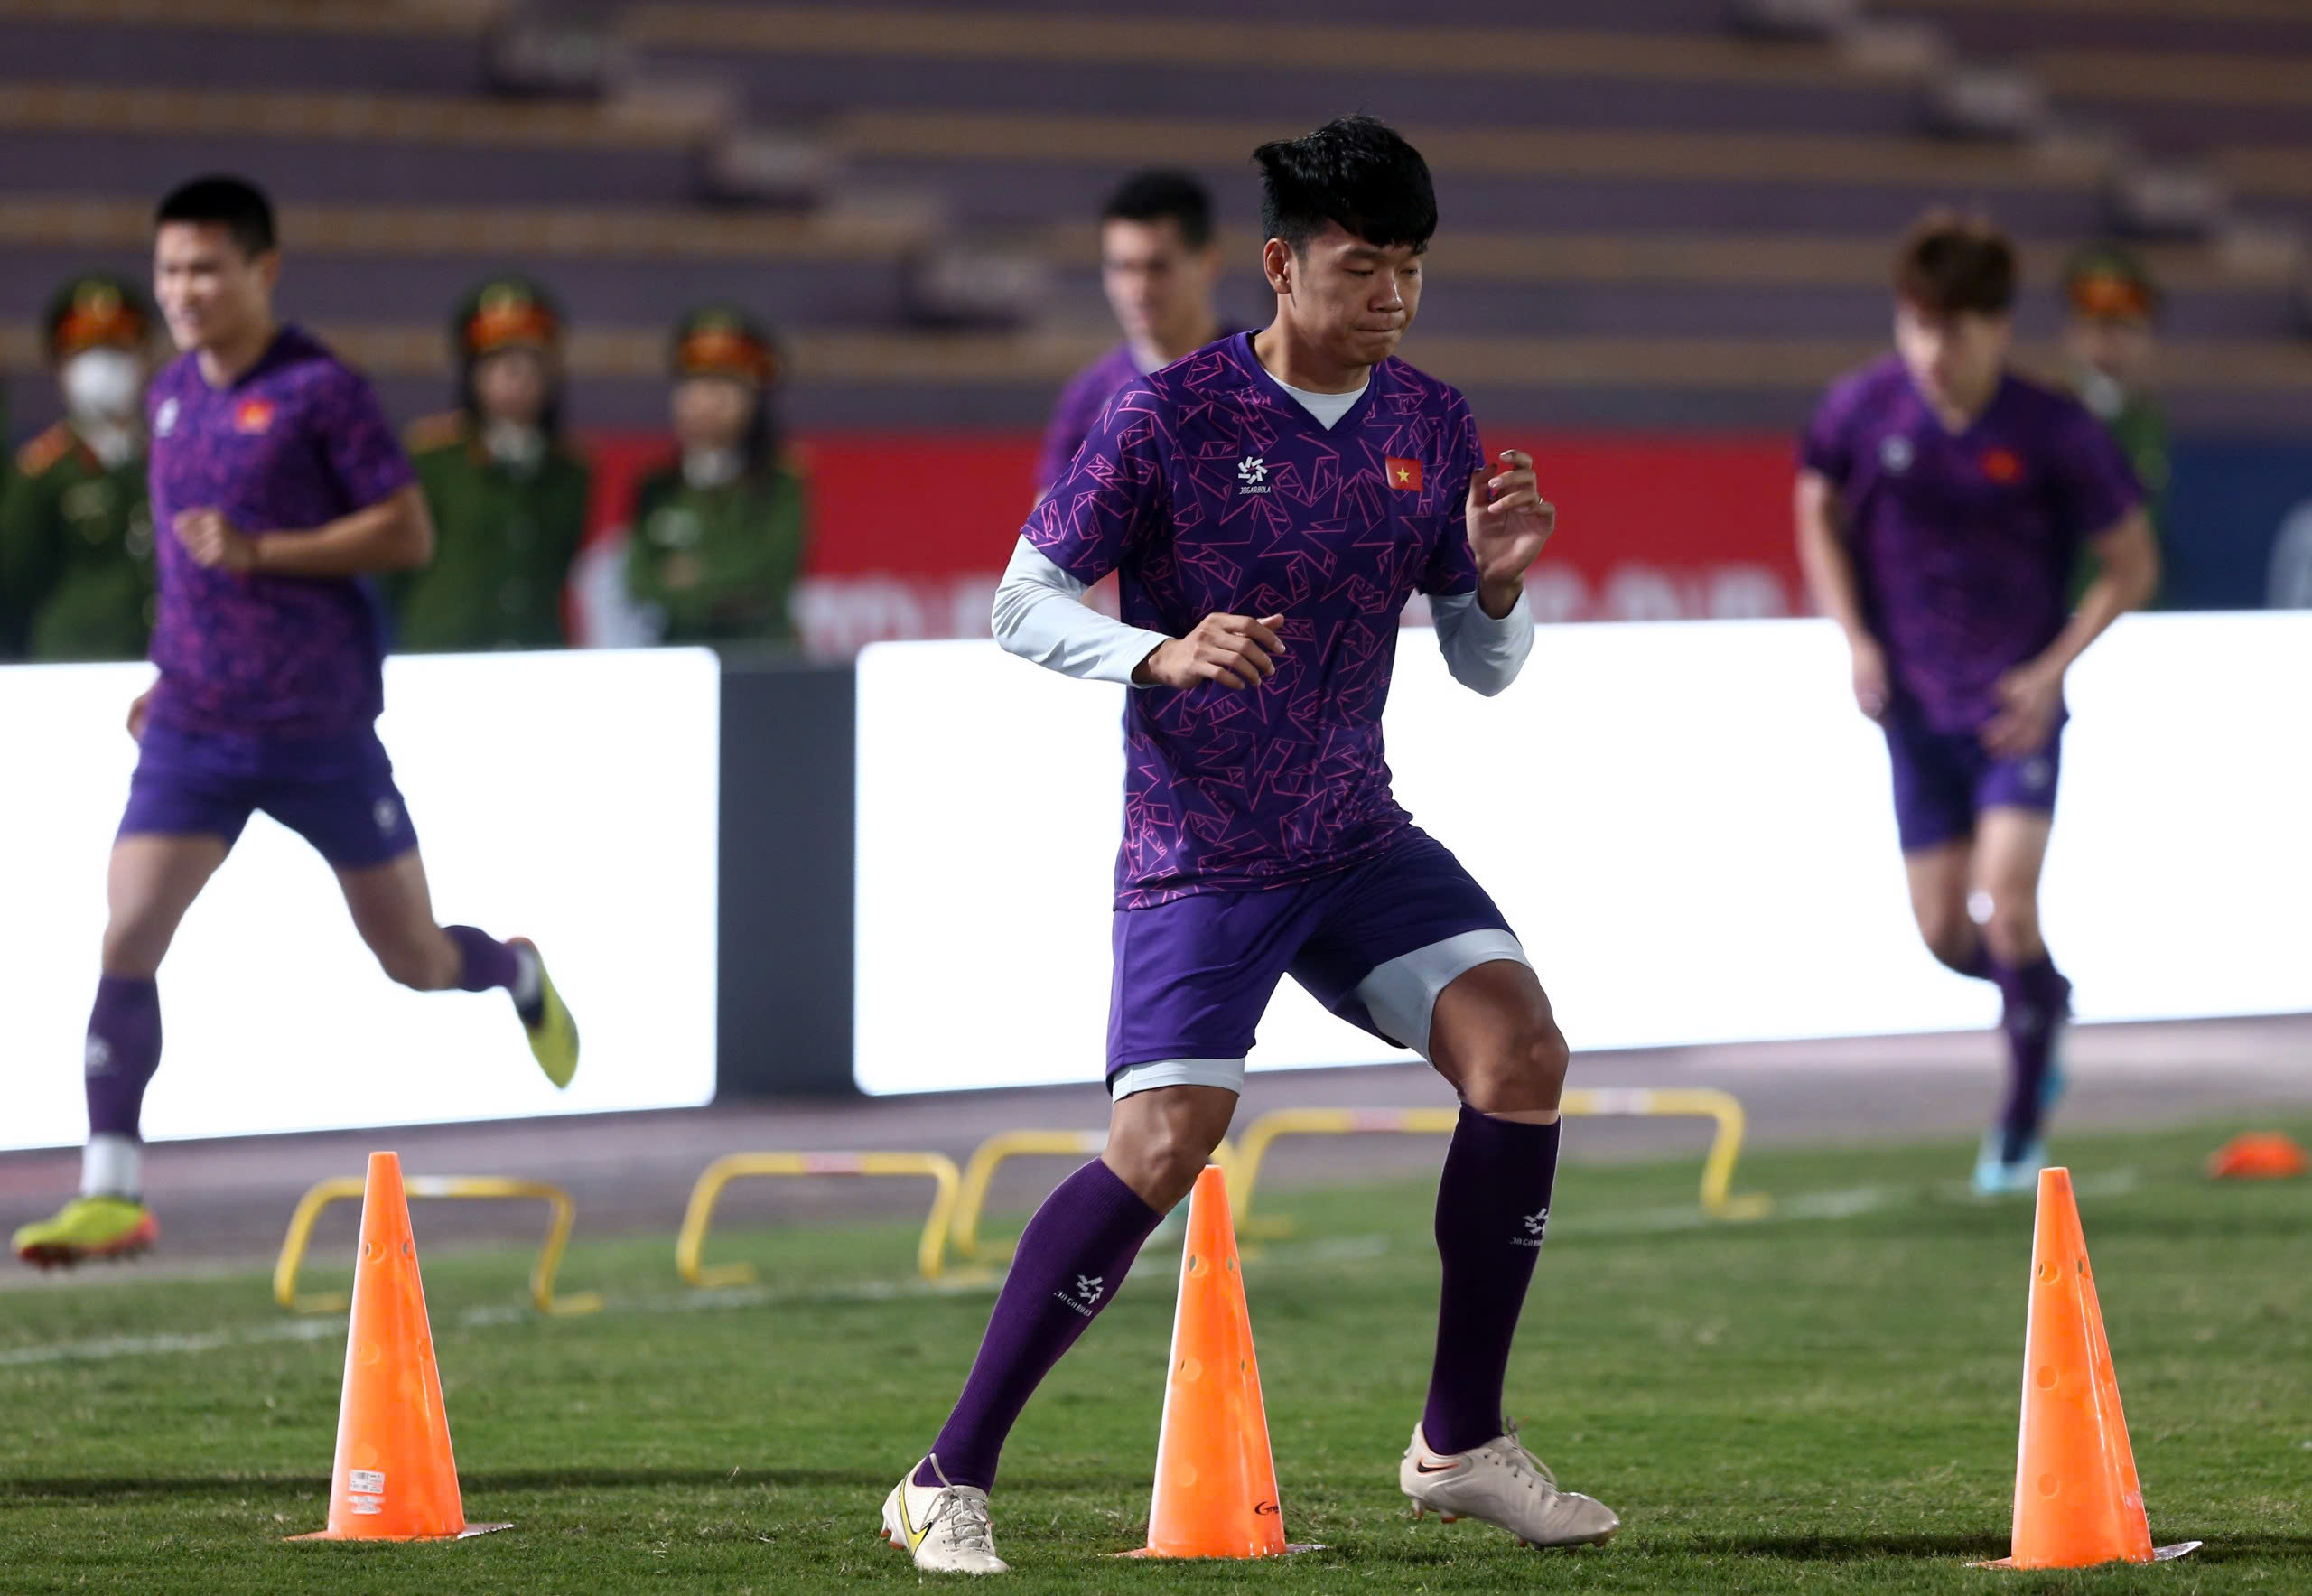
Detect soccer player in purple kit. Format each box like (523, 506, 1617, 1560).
(11, 176, 579, 1270)
(1795, 213, 2158, 1198)
(881, 117, 1618, 1573)
(1035, 170, 1237, 498)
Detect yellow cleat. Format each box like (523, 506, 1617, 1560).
(14, 1195, 158, 1269)
(510, 937, 578, 1089)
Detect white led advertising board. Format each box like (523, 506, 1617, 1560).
(855, 614, 2309, 1096)
(1, 649, 719, 1150)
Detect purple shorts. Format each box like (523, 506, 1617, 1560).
(117, 723, 420, 869)
(1105, 830, 1523, 1098)
(1884, 707, 2061, 854)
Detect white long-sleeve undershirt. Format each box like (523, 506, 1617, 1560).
(989, 537, 1535, 696)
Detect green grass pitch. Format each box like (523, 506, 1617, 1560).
(4, 1118, 2307, 1592)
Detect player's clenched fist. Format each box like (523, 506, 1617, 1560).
(1135, 611, 1289, 690)
(174, 507, 258, 572)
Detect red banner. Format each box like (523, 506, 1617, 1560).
(578, 431, 1804, 655)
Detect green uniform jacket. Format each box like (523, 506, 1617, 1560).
(0, 422, 154, 662)
(625, 460, 809, 647)
(2071, 389, 2172, 610)
(392, 414, 591, 651)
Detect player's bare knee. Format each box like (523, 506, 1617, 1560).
(1105, 1119, 1225, 1213)
(1459, 1025, 1569, 1115)
(98, 921, 165, 979)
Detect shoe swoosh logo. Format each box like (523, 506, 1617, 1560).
(896, 1492, 927, 1552)
(1413, 1458, 1460, 1475)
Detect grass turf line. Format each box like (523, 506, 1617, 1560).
(3, 1118, 2308, 1592)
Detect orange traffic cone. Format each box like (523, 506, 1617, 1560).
(1127, 1165, 1315, 1558)
(291, 1152, 509, 1543)
(1972, 1168, 2196, 1569)
(2207, 1132, 2308, 1181)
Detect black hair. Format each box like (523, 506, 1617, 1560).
(1254, 116, 1437, 257)
(1101, 169, 1215, 251)
(1893, 210, 2017, 318)
(458, 350, 566, 443)
(154, 174, 277, 258)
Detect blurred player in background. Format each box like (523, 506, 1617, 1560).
(2062, 243, 2169, 602)
(1035, 170, 1238, 496)
(392, 275, 590, 650)
(12, 176, 578, 1270)
(0, 274, 158, 662)
(1794, 213, 2158, 1197)
(623, 305, 809, 649)
(883, 117, 1617, 1573)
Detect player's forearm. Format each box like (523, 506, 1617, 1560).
(251, 488, 434, 577)
(1794, 479, 1871, 642)
(1432, 589, 1533, 696)
(2037, 513, 2160, 675)
(992, 537, 1169, 686)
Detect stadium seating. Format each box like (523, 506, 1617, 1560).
(0, 0, 2306, 436)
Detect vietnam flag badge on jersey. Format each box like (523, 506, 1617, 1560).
(234, 398, 275, 434)
(1384, 456, 1423, 491)
(1979, 446, 2023, 484)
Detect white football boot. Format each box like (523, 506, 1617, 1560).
(1402, 1420, 1620, 1548)
(881, 1456, 1009, 1574)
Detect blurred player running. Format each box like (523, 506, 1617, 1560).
(1794, 213, 2157, 1197)
(881, 117, 1618, 1573)
(1036, 170, 1240, 498)
(12, 176, 577, 1270)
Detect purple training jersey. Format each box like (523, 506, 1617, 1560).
(1028, 331, 1485, 909)
(146, 324, 415, 741)
(1802, 355, 2140, 733)
(1036, 328, 1246, 492)
(1037, 341, 1144, 494)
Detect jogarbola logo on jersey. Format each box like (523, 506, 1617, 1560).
(1384, 456, 1422, 491)
(1236, 456, 1270, 495)
(154, 397, 180, 437)
(1879, 434, 1914, 473)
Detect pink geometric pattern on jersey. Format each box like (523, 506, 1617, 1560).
(1801, 356, 2140, 734)
(1028, 332, 1483, 907)
(145, 325, 415, 738)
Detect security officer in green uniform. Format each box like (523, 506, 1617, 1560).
(0, 274, 157, 661)
(392, 276, 591, 650)
(2062, 244, 2170, 605)
(625, 305, 809, 649)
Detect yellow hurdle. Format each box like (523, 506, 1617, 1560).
(274, 1173, 602, 1316)
(676, 1151, 963, 1287)
(1229, 1087, 1770, 1237)
(949, 1131, 1238, 1265)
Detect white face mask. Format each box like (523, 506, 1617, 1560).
(682, 446, 741, 490)
(61, 348, 144, 424)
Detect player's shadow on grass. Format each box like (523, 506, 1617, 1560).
(1699, 1531, 2016, 1560)
(1700, 1532, 2312, 1562)
(0, 1467, 909, 1501)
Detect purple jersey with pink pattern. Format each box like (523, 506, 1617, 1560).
(1029, 331, 1485, 909)
(1038, 341, 1144, 494)
(1802, 356, 2140, 734)
(145, 324, 414, 740)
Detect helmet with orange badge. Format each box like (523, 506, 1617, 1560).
(42, 273, 155, 465)
(667, 303, 783, 484)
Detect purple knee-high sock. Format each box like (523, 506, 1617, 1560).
(1422, 1107, 1560, 1456)
(84, 976, 163, 1146)
(445, 925, 518, 994)
(1992, 956, 2070, 1162)
(916, 1160, 1163, 1491)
